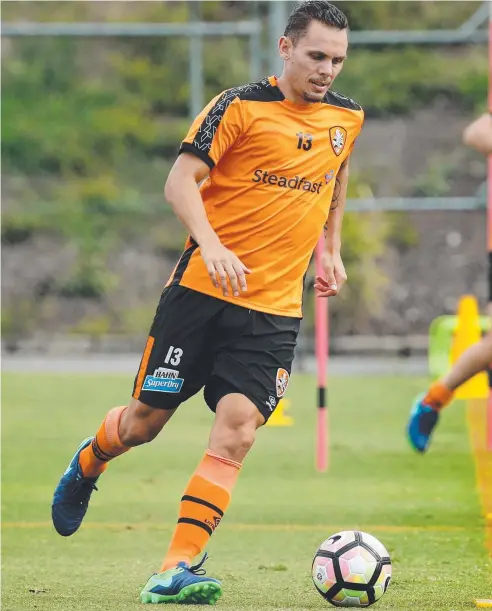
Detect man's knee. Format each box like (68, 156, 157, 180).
(119, 399, 175, 446)
(218, 422, 257, 456)
(209, 393, 264, 462)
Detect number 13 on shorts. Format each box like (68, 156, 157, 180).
(165, 345, 183, 367)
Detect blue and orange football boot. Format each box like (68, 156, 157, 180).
(407, 394, 440, 453)
(52, 437, 99, 536)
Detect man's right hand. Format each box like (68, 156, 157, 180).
(200, 237, 251, 297)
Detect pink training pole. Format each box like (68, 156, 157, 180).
(315, 237, 329, 471)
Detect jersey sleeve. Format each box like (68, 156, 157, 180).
(179, 90, 244, 170)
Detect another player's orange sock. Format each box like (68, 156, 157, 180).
(78, 406, 131, 478)
(160, 449, 241, 571)
(422, 380, 454, 411)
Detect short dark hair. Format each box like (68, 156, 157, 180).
(284, 1, 349, 44)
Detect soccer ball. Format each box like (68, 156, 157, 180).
(312, 530, 392, 607)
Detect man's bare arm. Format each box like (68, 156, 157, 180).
(164, 153, 218, 247)
(462, 113, 492, 155)
(314, 159, 350, 298)
(164, 153, 250, 296)
(324, 158, 349, 253)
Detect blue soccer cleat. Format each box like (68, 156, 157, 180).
(140, 554, 223, 605)
(407, 394, 440, 453)
(52, 436, 99, 536)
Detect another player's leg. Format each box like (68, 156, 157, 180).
(52, 400, 174, 536)
(140, 390, 264, 605)
(407, 330, 492, 453)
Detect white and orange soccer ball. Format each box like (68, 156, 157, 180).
(312, 531, 392, 607)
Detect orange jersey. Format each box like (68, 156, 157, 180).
(167, 75, 364, 317)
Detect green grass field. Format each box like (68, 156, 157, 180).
(2, 372, 491, 610)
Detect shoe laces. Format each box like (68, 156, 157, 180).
(188, 553, 209, 575)
(70, 475, 98, 506)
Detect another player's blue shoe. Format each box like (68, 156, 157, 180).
(407, 394, 440, 453)
(52, 436, 99, 536)
(140, 554, 223, 605)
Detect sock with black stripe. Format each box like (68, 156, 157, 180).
(160, 449, 241, 571)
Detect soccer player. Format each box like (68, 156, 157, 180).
(51, 1, 364, 604)
(407, 111, 492, 453)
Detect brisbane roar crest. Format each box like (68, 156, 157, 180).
(276, 368, 290, 398)
(329, 126, 347, 156)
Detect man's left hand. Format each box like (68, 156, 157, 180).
(314, 250, 347, 298)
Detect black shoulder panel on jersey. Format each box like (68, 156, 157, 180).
(186, 79, 279, 161)
(237, 77, 285, 103)
(323, 90, 362, 111)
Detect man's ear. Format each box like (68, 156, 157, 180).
(278, 35, 292, 61)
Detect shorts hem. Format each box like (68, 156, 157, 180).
(204, 376, 272, 424)
(131, 392, 183, 411)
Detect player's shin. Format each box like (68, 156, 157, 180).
(78, 406, 132, 477)
(161, 449, 241, 571)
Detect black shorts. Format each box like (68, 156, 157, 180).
(132, 286, 300, 422)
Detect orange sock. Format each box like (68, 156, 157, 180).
(160, 449, 241, 571)
(422, 381, 454, 411)
(78, 406, 131, 478)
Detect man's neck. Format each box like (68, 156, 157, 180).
(275, 74, 312, 106)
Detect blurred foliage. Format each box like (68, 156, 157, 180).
(2, 1, 488, 336)
(1, 299, 39, 338)
(336, 47, 487, 117)
(3, 0, 482, 28)
(335, 1, 483, 31)
(412, 154, 456, 197)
